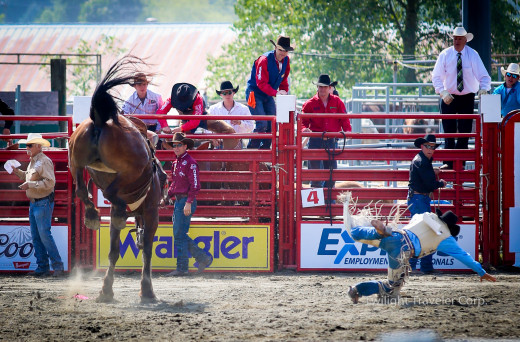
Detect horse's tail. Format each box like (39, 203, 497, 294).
(90, 55, 152, 127)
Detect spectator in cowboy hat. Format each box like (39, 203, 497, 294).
(0, 97, 15, 148)
(493, 63, 520, 117)
(432, 27, 491, 169)
(207, 81, 254, 148)
(343, 208, 496, 304)
(245, 35, 293, 149)
(301, 74, 351, 190)
(121, 72, 169, 134)
(157, 83, 240, 150)
(163, 132, 213, 276)
(11, 133, 64, 277)
(407, 134, 446, 274)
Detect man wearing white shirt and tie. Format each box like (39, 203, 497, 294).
(432, 27, 491, 169)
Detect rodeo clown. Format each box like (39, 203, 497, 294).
(342, 197, 496, 303)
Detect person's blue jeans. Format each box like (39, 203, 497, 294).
(246, 89, 276, 149)
(29, 198, 63, 272)
(350, 227, 409, 297)
(407, 193, 434, 272)
(308, 137, 337, 188)
(172, 198, 208, 272)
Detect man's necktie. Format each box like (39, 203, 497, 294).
(457, 52, 464, 92)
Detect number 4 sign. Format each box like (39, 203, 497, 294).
(301, 188, 325, 208)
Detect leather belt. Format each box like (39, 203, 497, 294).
(30, 192, 54, 203)
(174, 194, 188, 200)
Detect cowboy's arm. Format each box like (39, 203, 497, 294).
(186, 161, 200, 204)
(255, 57, 277, 96)
(28, 158, 56, 190)
(155, 93, 169, 131)
(432, 52, 447, 94)
(278, 58, 290, 93)
(339, 100, 352, 132)
(437, 237, 487, 276)
(12, 166, 26, 181)
(471, 51, 491, 91)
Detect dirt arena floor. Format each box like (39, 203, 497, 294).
(1, 269, 519, 341)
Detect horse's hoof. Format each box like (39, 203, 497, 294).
(95, 293, 115, 303)
(112, 216, 128, 230)
(85, 218, 100, 230)
(140, 295, 158, 304)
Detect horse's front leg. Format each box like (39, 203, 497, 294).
(73, 167, 100, 230)
(104, 175, 128, 230)
(139, 212, 158, 303)
(97, 225, 121, 303)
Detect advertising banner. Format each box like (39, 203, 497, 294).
(0, 224, 69, 272)
(299, 222, 476, 271)
(96, 223, 272, 271)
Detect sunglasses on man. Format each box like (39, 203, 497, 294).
(220, 91, 233, 96)
(506, 72, 519, 79)
(26, 144, 34, 148)
(423, 144, 437, 150)
(170, 143, 184, 148)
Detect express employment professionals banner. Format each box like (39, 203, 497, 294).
(96, 223, 272, 271)
(0, 224, 69, 271)
(299, 223, 476, 271)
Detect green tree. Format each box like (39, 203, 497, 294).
(144, 0, 237, 23)
(78, 0, 144, 23)
(206, 0, 520, 99)
(37, 0, 84, 23)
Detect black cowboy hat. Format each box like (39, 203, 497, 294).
(171, 83, 198, 112)
(216, 81, 239, 95)
(414, 134, 441, 149)
(312, 74, 336, 87)
(130, 72, 152, 86)
(269, 35, 294, 52)
(163, 132, 194, 150)
(330, 81, 338, 88)
(436, 209, 461, 237)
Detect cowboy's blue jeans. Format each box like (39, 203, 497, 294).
(350, 227, 408, 297)
(308, 137, 337, 188)
(407, 194, 434, 272)
(246, 89, 276, 149)
(29, 198, 63, 272)
(172, 198, 207, 272)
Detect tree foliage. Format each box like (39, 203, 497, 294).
(205, 0, 520, 99)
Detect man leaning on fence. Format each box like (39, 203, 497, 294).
(11, 133, 64, 277)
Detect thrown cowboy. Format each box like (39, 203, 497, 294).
(344, 208, 496, 304)
(407, 134, 446, 274)
(493, 63, 520, 117)
(164, 132, 213, 276)
(11, 133, 64, 277)
(121, 72, 170, 134)
(157, 83, 239, 150)
(245, 35, 293, 149)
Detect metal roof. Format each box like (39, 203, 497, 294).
(0, 24, 236, 101)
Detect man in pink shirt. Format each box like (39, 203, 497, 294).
(301, 74, 351, 189)
(157, 83, 239, 150)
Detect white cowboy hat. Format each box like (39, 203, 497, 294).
(501, 63, 520, 77)
(451, 27, 473, 42)
(18, 132, 51, 147)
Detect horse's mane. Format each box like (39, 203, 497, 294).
(90, 55, 152, 127)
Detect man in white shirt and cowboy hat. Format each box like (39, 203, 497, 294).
(11, 133, 64, 277)
(493, 63, 520, 117)
(432, 27, 491, 169)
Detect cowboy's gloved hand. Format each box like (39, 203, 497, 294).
(440, 90, 454, 105)
(478, 89, 488, 97)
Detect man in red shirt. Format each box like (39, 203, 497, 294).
(164, 132, 213, 276)
(157, 83, 239, 150)
(301, 74, 351, 188)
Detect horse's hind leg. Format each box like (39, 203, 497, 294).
(139, 213, 158, 303)
(74, 167, 100, 230)
(97, 225, 121, 303)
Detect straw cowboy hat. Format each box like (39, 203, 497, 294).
(130, 72, 152, 86)
(436, 209, 460, 237)
(312, 74, 337, 87)
(269, 35, 294, 52)
(501, 63, 520, 77)
(171, 83, 198, 112)
(216, 81, 239, 95)
(451, 27, 473, 42)
(18, 133, 50, 147)
(414, 134, 441, 149)
(163, 132, 194, 150)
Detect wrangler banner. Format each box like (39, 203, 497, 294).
(96, 223, 272, 271)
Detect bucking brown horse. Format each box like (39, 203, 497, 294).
(69, 56, 163, 303)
